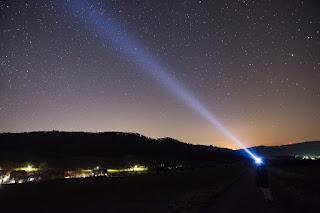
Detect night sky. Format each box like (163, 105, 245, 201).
(1, 0, 320, 149)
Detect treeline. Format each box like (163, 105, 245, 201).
(0, 131, 239, 169)
(237, 141, 320, 157)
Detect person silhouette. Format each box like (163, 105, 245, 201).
(256, 163, 273, 202)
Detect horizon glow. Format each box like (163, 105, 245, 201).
(60, 0, 258, 160)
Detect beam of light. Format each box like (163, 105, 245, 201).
(59, 0, 259, 161)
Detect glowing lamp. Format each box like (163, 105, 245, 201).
(255, 157, 262, 164)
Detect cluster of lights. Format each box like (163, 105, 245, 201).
(15, 165, 38, 172)
(1, 164, 149, 184)
(108, 165, 148, 173)
(302, 156, 319, 160)
(129, 165, 147, 172)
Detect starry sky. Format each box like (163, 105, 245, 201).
(1, 0, 320, 149)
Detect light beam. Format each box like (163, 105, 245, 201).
(59, 0, 259, 161)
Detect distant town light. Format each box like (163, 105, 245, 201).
(27, 177, 35, 182)
(14, 165, 38, 172)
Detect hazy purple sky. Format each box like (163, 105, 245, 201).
(1, 0, 320, 149)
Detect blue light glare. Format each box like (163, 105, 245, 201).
(61, 0, 259, 161)
(255, 157, 262, 164)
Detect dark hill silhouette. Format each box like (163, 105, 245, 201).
(237, 141, 320, 157)
(0, 131, 238, 169)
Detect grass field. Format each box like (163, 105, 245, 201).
(0, 163, 246, 213)
(270, 163, 320, 199)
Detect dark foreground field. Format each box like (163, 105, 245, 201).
(269, 163, 320, 212)
(0, 163, 246, 213)
(205, 161, 320, 213)
(2, 161, 319, 213)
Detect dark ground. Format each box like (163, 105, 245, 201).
(205, 169, 287, 213)
(1, 163, 319, 213)
(205, 164, 320, 213)
(0, 164, 245, 213)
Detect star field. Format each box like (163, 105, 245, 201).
(1, 0, 320, 148)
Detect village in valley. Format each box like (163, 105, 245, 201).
(0, 164, 150, 185)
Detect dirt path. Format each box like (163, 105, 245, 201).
(204, 168, 288, 213)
